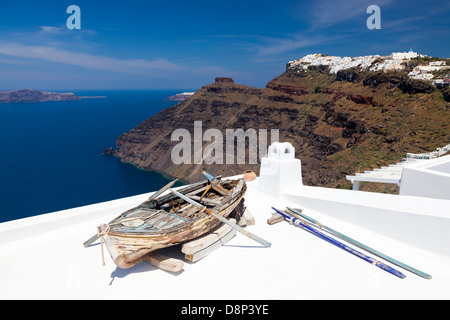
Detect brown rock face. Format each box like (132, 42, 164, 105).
(114, 68, 450, 191)
(215, 77, 234, 83)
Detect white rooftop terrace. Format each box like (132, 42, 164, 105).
(1, 143, 450, 300)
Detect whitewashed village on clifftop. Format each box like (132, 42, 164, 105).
(288, 50, 450, 86)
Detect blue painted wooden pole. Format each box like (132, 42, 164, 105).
(286, 207, 431, 280)
(201, 170, 229, 196)
(272, 208, 406, 279)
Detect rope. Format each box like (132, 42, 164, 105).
(95, 210, 165, 266)
(97, 224, 110, 266)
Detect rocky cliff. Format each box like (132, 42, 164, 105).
(114, 65, 450, 191)
(164, 92, 195, 101)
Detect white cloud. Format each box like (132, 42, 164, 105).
(310, 0, 393, 29)
(39, 25, 98, 37)
(252, 34, 334, 57)
(0, 42, 184, 74)
(0, 26, 255, 88)
(40, 26, 66, 34)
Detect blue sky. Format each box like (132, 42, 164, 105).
(0, 0, 449, 90)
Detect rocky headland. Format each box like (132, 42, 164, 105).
(112, 54, 450, 192)
(0, 89, 82, 103)
(165, 92, 196, 101)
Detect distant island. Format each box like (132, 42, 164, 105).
(0, 89, 105, 104)
(164, 92, 195, 101)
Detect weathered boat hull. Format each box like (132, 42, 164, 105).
(100, 179, 246, 269)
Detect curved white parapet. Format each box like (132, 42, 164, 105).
(400, 155, 450, 200)
(282, 185, 450, 258)
(257, 142, 450, 258)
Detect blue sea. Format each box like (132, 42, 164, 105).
(0, 90, 188, 223)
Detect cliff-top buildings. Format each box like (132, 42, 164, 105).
(287, 50, 449, 86)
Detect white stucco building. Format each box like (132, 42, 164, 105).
(391, 50, 419, 60)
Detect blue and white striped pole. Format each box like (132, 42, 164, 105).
(272, 207, 406, 279)
(286, 207, 431, 279)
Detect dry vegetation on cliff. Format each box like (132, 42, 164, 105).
(114, 68, 450, 192)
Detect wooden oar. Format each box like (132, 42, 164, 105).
(169, 188, 271, 247)
(272, 207, 406, 279)
(146, 179, 179, 201)
(286, 207, 431, 279)
(82, 179, 179, 248)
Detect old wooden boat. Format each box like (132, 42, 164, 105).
(94, 175, 247, 269)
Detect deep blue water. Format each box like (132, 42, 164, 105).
(0, 90, 187, 223)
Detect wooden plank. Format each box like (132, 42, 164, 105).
(201, 171, 229, 196)
(239, 207, 255, 227)
(150, 178, 214, 207)
(267, 212, 284, 225)
(231, 179, 245, 198)
(146, 179, 179, 201)
(189, 195, 222, 206)
(178, 205, 200, 219)
(186, 185, 209, 197)
(144, 252, 184, 273)
(170, 188, 271, 248)
(181, 219, 236, 255)
(185, 229, 236, 262)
